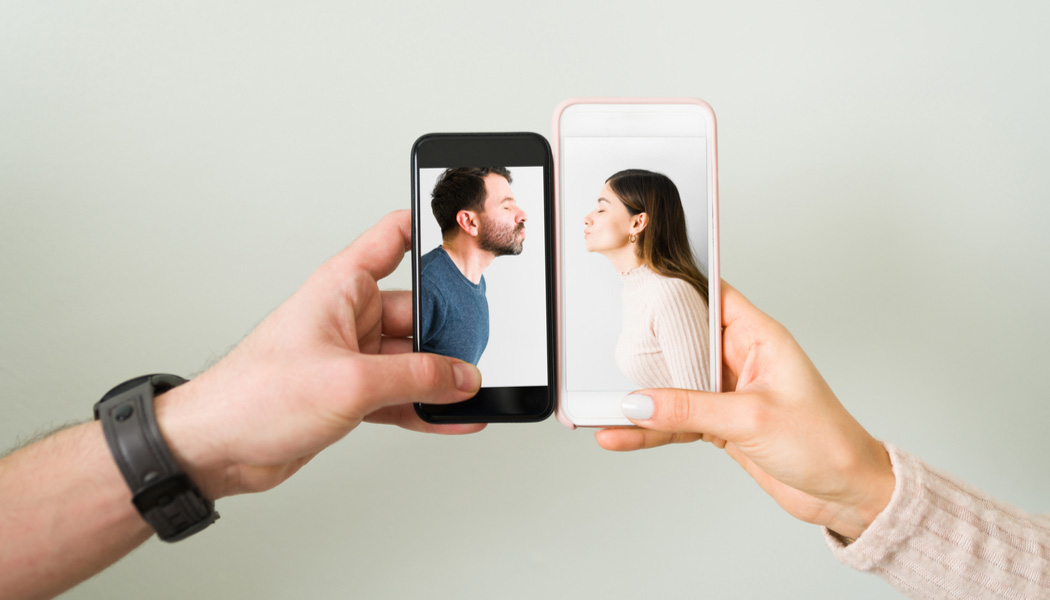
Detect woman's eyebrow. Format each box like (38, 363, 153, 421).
(597, 197, 610, 205)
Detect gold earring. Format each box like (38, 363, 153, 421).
(629, 233, 637, 243)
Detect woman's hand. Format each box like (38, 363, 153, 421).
(596, 283, 894, 539)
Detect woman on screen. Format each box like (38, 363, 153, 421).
(583, 169, 711, 391)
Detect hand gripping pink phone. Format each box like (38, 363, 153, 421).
(552, 98, 722, 428)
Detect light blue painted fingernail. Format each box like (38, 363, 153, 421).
(622, 393, 654, 420)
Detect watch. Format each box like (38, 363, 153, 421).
(93, 374, 219, 542)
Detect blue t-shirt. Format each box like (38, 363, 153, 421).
(419, 247, 489, 365)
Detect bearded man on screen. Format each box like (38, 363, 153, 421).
(419, 167, 527, 364)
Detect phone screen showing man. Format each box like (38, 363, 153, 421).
(412, 134, 554, 423)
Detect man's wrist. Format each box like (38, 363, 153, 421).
(152, 379, 231, 501)
(94, 375, 219, 541)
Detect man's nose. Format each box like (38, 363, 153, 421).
(517, 207, 527, 222)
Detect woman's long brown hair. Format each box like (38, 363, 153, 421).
(606, 169, 709, 302)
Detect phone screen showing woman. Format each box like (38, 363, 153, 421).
(558, 101, 720, 427)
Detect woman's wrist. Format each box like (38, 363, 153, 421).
(826, 443, 896, 540)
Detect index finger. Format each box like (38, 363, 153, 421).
(327, 210, 412, 283)
(595, 428, 702, 451)
(720, 280, 762, 330)
(364, 404, 487, 435)
(381, 290, 412, 338)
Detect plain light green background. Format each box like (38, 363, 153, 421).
(3, 2, 1049, 598)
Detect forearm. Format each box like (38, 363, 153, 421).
(826, 444, 1050, 599)
(0, 421, 152, 600)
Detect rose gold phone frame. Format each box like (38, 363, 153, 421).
(552, 98, 721, 429)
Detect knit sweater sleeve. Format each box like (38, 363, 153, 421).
(824, 444, 1050, 599)
(651, 279, 711, 391)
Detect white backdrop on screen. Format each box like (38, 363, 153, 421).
(561, 136, 708, 391)
(418, 166, 547, 387)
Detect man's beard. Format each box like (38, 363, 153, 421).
(477, 217, 525, 256)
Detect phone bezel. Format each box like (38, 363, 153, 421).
(412, 132, 556, 423)
(552, 98, 722, 428)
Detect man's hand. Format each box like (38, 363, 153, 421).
(596, 283, 894, 540)
(156, 210, 485, 500)
(0, 211, 486, 600)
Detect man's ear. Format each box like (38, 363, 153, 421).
(631, 212, 649, 235)
(456, 210, 480, 237)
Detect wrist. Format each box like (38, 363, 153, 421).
(827, 442, 895, 540)
(94, 374, 220, 541)
(153, 379, 232, 501)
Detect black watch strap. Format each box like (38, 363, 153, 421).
(93, 374, 219, 542)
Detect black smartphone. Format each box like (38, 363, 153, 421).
(411, 132, 556, 423)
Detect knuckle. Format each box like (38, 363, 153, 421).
(736, 396, 768, 433)
(342, 358, 369, 389)
(641, 431, 669, 449)
(413, 354, 447, 390)
(664, 390, 696, 428)
(670, 432, 692, 445)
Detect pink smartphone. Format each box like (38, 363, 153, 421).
(552, 98, 722, 428)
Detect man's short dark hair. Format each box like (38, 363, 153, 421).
(431, 167, 512, 238)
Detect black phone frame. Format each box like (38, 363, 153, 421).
(411, 132, 556, 423)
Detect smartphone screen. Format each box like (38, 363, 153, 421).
(555, 100, 721, 427)
(412, 133, 555, 423)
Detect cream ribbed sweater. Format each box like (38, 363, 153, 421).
(826, 444, 1050, 599)
(614, 265, 711, 391)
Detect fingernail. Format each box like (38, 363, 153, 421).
(453, 362, 481, 393)
(622, 393, 654, 420)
